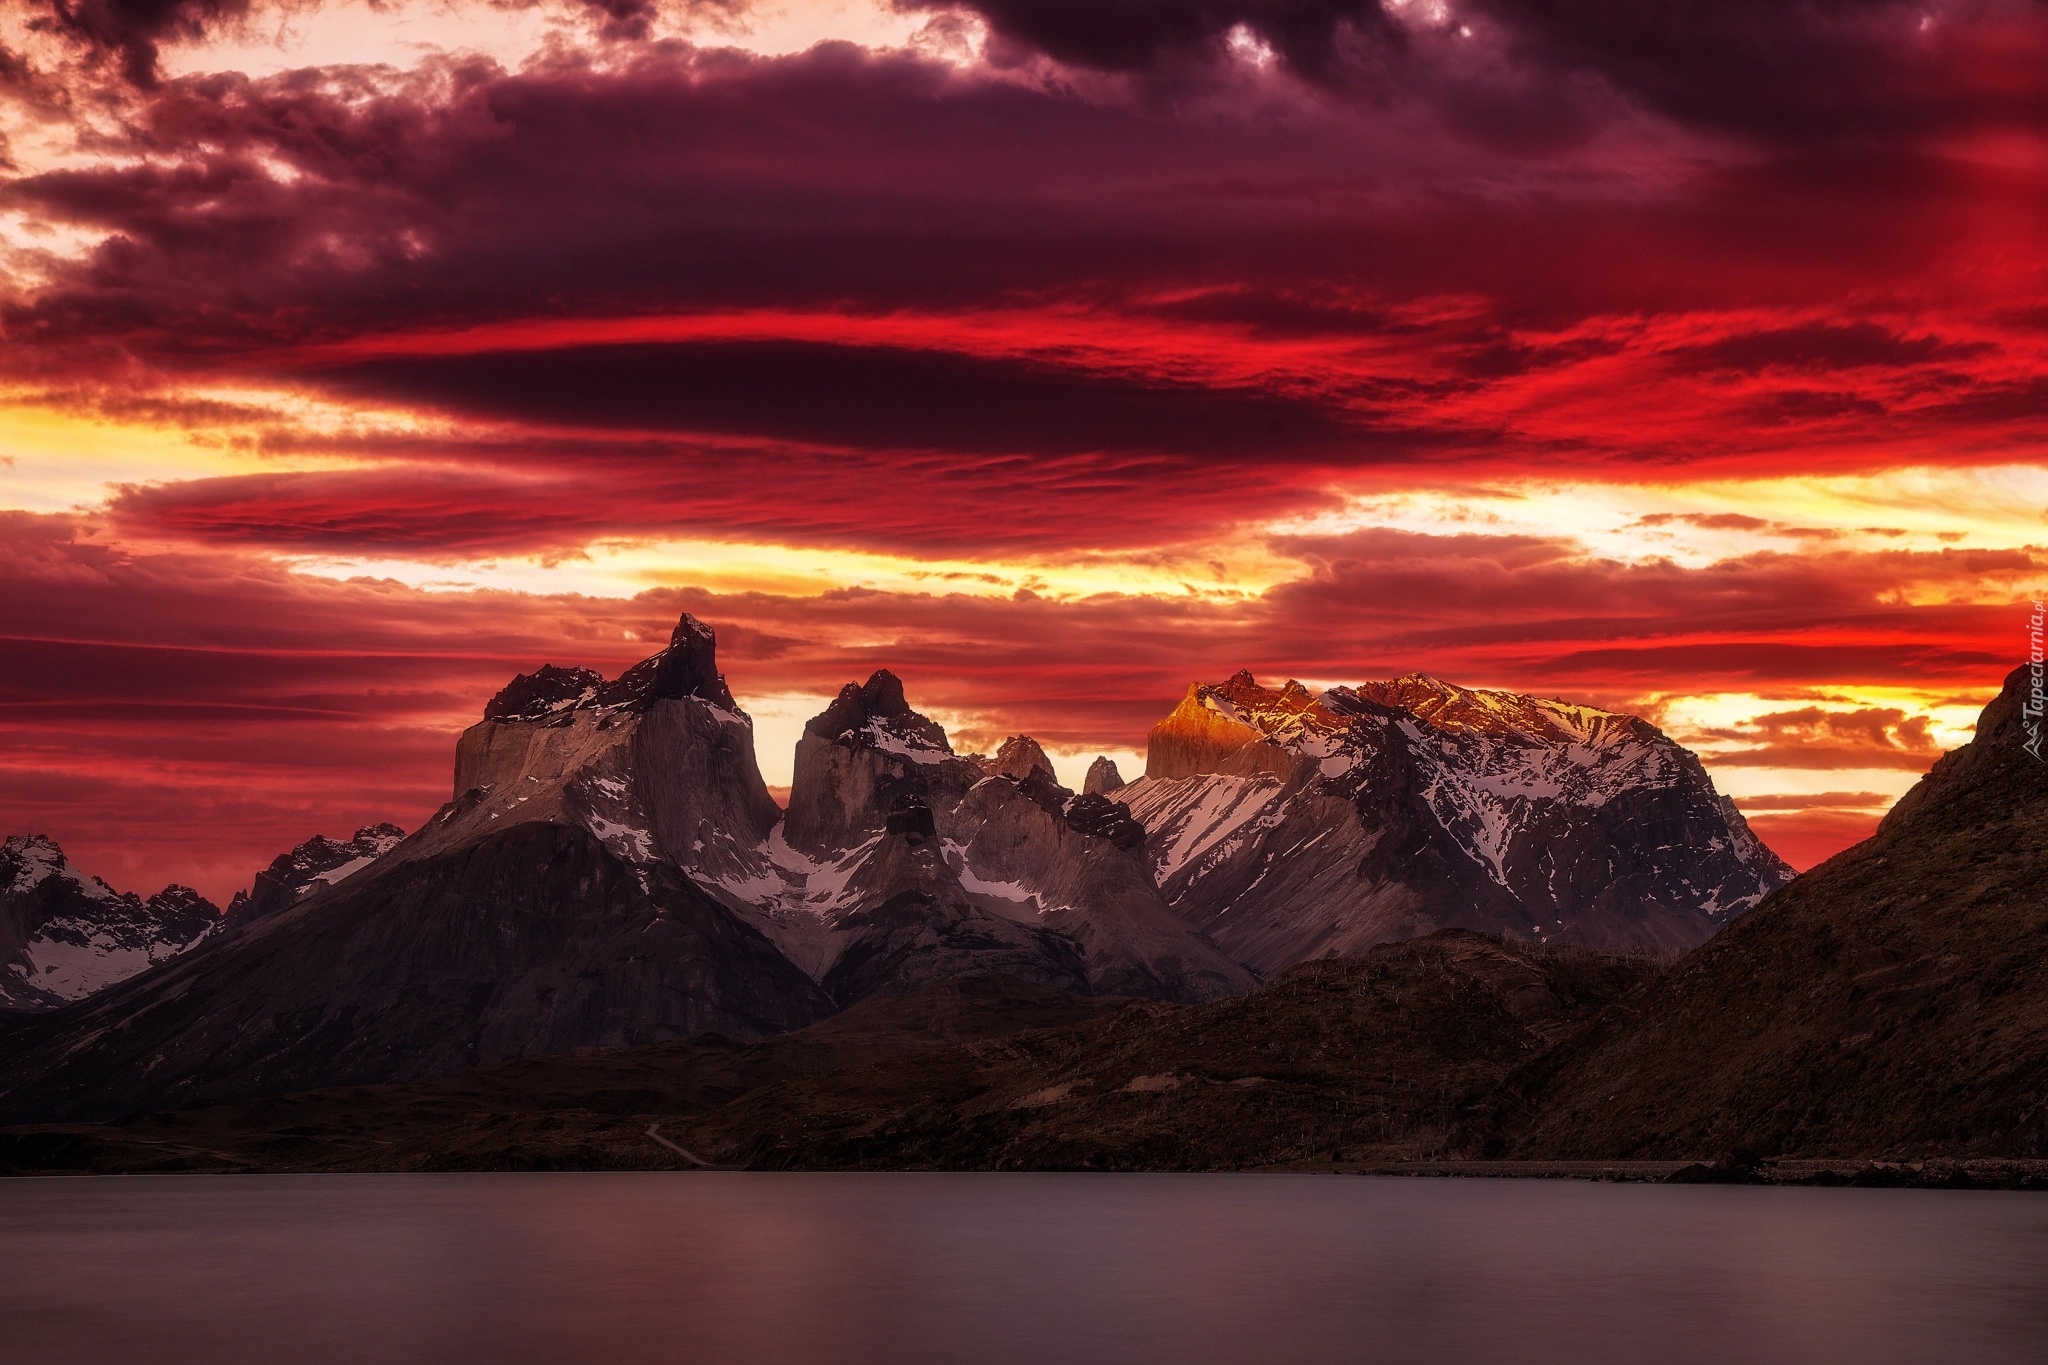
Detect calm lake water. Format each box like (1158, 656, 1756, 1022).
(2, 1173, 2043, 1364)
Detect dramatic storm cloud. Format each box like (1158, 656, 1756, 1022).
(0, 0, 2041, 896)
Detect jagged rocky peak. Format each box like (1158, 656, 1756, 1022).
(611, 612, 739, 712)
(1083, 756, 1125, 795)
(1146, 672, 1325, 781)
(484, 665, 604, 722)
(1338, 673, 1642, 747)
(993, 735, 1056, 782)
(227, 823, 407, 927)
(1150, 668, 1654, 782)
(439, 612, 782, 887)
(145, 884, 221, 920)
(481, 614, 741, 725)
(3, 834, 113, 901)
(807, 669, 953, 755)
(784, 670, 979, 854)
(2, 835, 220, 1011)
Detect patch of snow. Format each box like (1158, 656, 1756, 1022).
(1128, 775, 1289, 884)
(862, 723, 953, 765)
(16, 928, 187, 1001)
(586, 816, 656, 863)
(694, 698, 753, 729)
(942, 841, 1035, 904)
(311, 854, 377, 887)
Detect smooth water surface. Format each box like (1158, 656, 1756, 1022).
(2, 1173, 2043, 1364)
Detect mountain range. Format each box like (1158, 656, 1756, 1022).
(5, 659, 2028, 1178)
(2, 613, 1785, 1125)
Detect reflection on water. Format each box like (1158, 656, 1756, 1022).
(2, 1173, 2044, 1365)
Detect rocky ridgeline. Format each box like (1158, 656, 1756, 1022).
(1117, 671, 1790, 972)
(226, 824, 407, 927)
(0, 613, 1790, 1123)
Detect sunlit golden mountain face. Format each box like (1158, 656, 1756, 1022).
(1, 0, 2042, 899)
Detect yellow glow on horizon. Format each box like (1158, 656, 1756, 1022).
(280, 530, 1301, 606)
(0, 396, 415, 516)
(1648, 688, 1984, 749)
(1280, 464, 2048, 582)
(1640, 686, 1986, 819)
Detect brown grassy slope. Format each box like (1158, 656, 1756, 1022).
(1505, 662, 2048, 1160)
(0, 975, 1117, 1174)
(1, 932, 1652, 1174)
(678, 931, 1653, 1170)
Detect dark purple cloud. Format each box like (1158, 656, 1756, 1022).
(309, 339, 1367, 455)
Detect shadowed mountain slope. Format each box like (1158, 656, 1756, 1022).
(1505, 662, 2048, 1160)
(0, 975, 1121, 1173)
(0, 822, 831, 1125)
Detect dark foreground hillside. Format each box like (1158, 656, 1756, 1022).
(1505, 661, 2048, 1160)
(688, 930, 1651, 1171)
(1, 933, 1650, 1175)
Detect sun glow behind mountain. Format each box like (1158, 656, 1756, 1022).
(1, 0, 2042, 899)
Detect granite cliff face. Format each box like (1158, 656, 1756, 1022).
(1119, 671, 1790, 972)
(702, 669, 1255, 1005)
(434, 613, 783, 890)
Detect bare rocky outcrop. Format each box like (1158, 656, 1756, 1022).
(946, 775, 1254, 1002)
(782, 670, 982, 854)
(753, 684, 1254, 1003)
(439, 614, 780, 886)
(1082, 756, 1126, 795)
(992, 735, 1056, 782)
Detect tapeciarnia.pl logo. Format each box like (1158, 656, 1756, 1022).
(2026, 600, 2046, 761)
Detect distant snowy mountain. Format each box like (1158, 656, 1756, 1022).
(0, 835, 218, 1011)
(226, 824, 407, 927)
(1119, 671, 1791, 971)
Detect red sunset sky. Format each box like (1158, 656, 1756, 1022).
(1, 0, 2043, 903)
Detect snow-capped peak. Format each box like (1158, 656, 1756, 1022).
(811, 670, 955, 760)
(2, 834, 117, 902)
(1129, 668, 1793, 958)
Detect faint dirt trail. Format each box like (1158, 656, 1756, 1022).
(644, 1123, 732, 1169)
